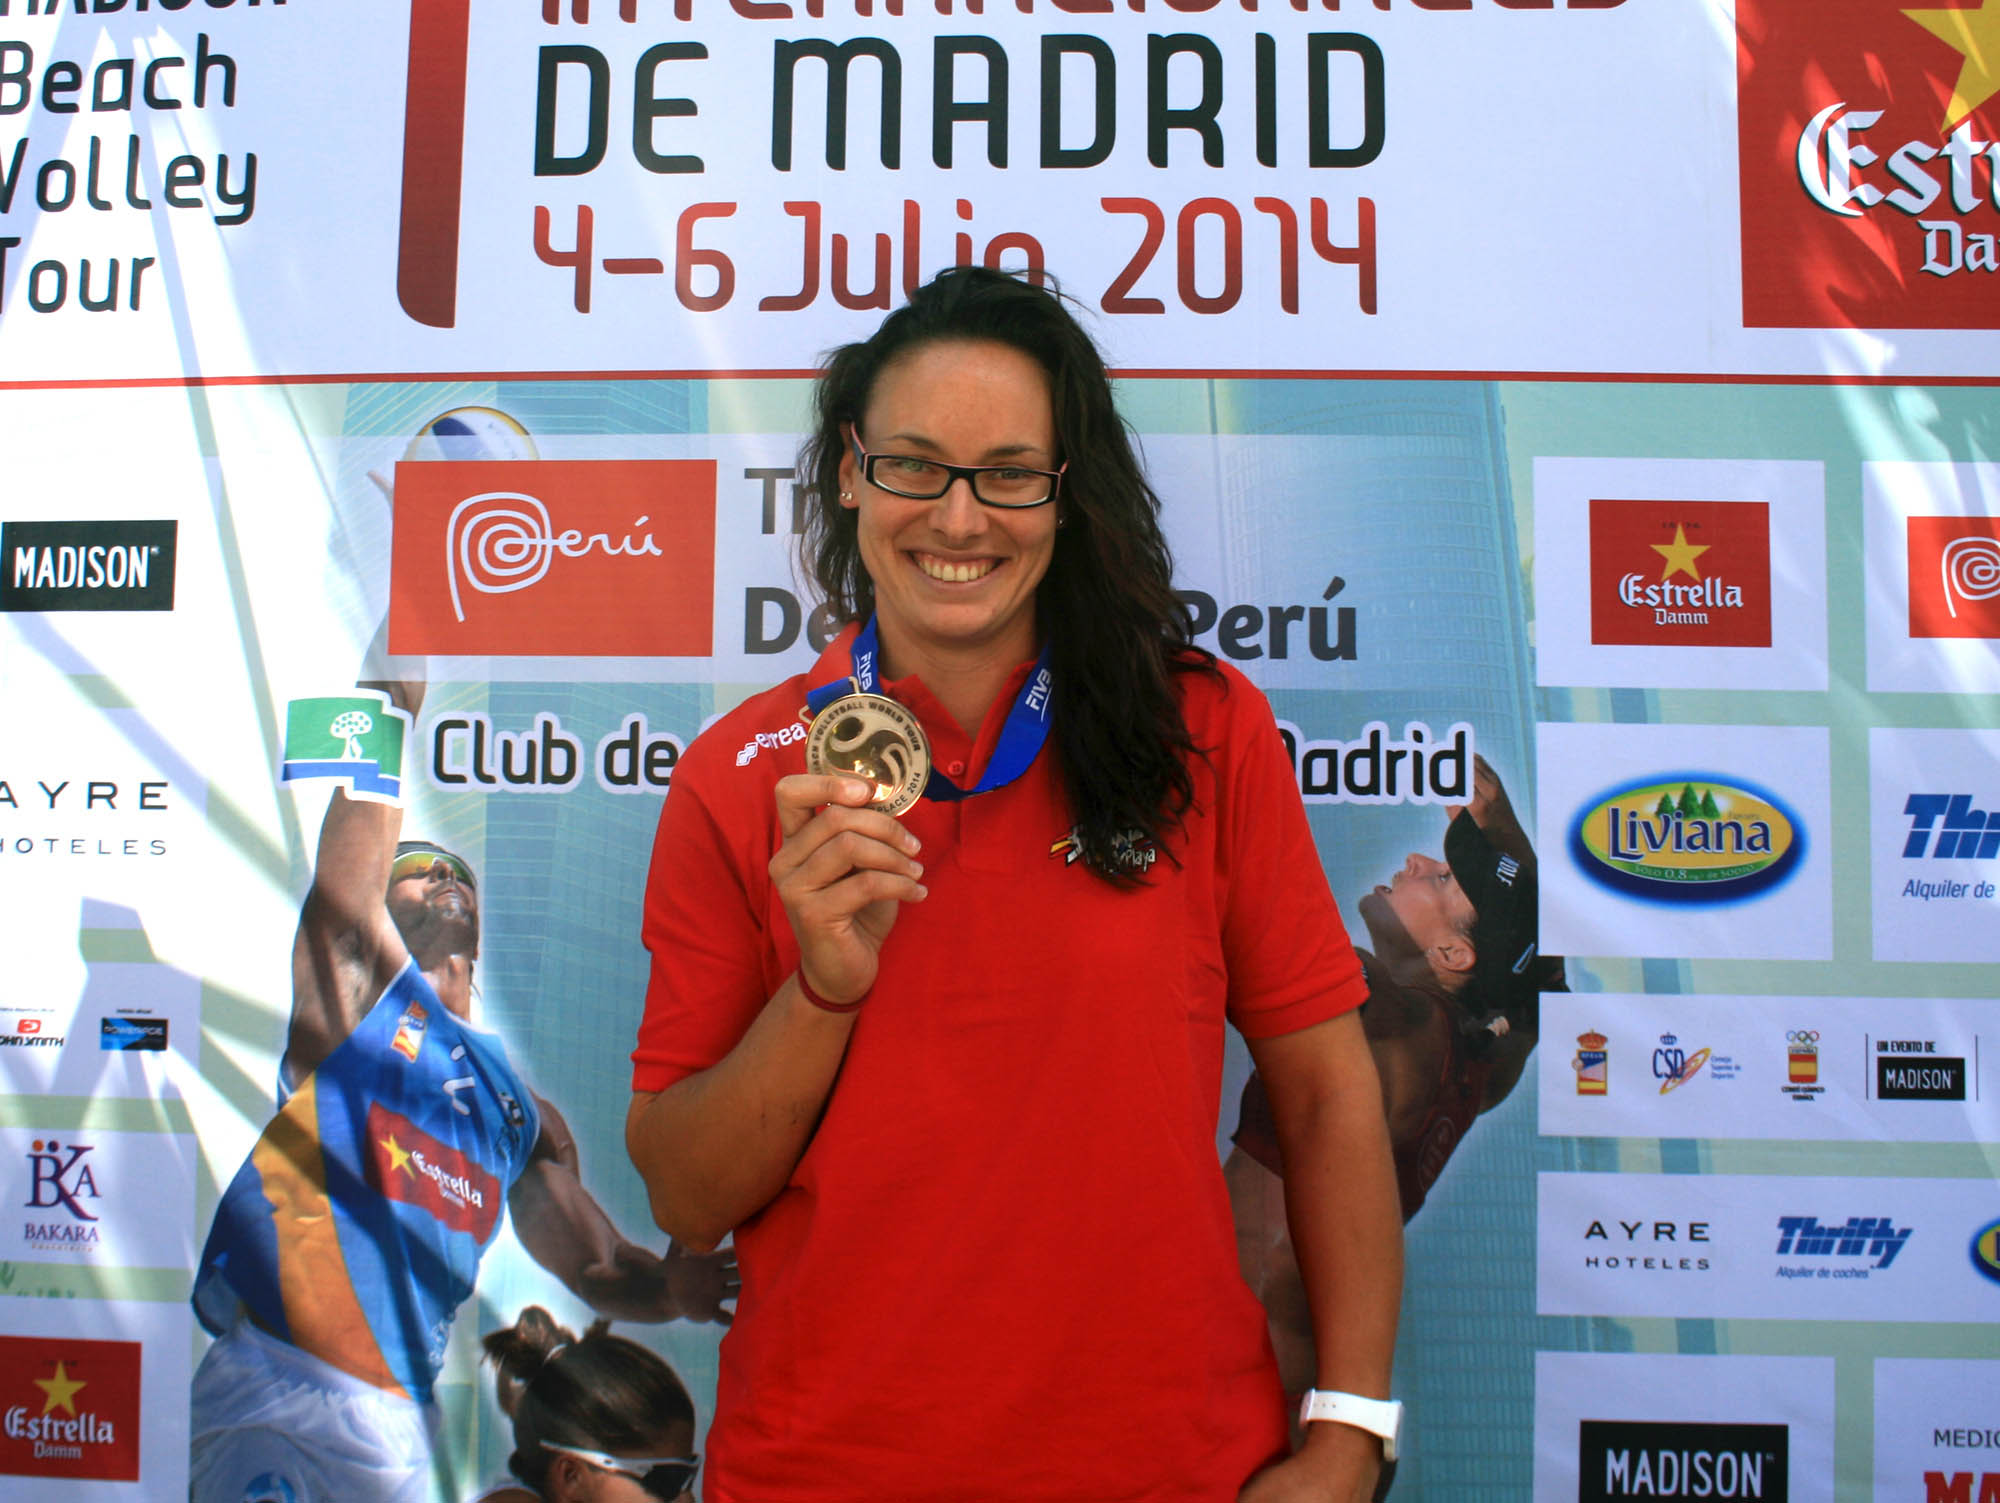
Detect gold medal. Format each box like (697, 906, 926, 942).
(804, 691, 932, 818)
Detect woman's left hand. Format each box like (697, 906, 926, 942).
(1238, 1423, 1384, 1503)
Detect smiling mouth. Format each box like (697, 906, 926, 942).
(914, 553, 997, 584)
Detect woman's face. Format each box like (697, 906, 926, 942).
(838, 338, 1060, 673)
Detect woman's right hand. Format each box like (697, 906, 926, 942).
(769, 774, 927, 1006)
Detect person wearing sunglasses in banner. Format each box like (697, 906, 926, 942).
(189, 664, 737, 1503)
(1227, 757, 1567, 1423)
(627, 266, 1403, 1503)
(471, 1306, 700, 1503)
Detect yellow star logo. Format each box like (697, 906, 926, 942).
(379, 1133, 414, 1177)
(1650, 524, 1710, 581)
(1905, 0, 2000, 133)
(34, 1361, 86, 1416)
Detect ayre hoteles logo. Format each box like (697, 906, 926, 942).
(389, 460, 716, 657)
(1738, 0, 2000, 328)
(0, 521, 176, 613)
(1588, 499, 1772, 649)
(0, 1335, 142, 1482)
(1570, 774, 1805, 905)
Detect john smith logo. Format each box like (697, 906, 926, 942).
(1910, 517, 2000, 637)
(1972, 1217, 2000, 1284)
(0, 521, 177, 613)
(3, 1016, 61, 1049)
(1578, 1420, 1788, 1502)
(1652, 1033, 1712, 1094)
(1774, 1213, 1912, 1269)
(280, 694, 410, 803)
(1570, 775, 1804, 904)
(1738, 0, 2000, 328)
(389, 460, 716, 657)
(1588, 500, 1773, 648)
(0, 1336, 142, 1482)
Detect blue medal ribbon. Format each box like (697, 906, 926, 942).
(805, 616, 1053, 803)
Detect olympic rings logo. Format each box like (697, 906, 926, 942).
(1786, 1030, 1820, 1044)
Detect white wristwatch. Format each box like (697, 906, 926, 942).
(1298, 1390, 1403, 1462)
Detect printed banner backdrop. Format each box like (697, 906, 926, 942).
(2, 3, 1997, 1502)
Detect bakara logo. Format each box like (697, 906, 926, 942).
(1570, 775, 1804, 904)
(0, 1336, 141, 1483)
(389, 460, 716, 657)
(1738, 0, 2000, 328)
(1909, 516, 2000, 637)
(1589, 499, 1772, 648)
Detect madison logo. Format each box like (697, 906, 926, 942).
(0, 1336, 141, 1482)
(389, 460, 716, 657)
(363, 1102, 503, 1243)
(1570, 776, 1804, 903)
(1588, 500, 1772, 648)
(0, 521, 176, 613)
(1909, 516, 2000, 637)
(1739, 0, 2000, 328)
(1578, 1420, 1788, 1502)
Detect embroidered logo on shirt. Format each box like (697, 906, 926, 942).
(736, 721, 806, 766)
(1050, 825, 1157, 874)
(390, 1000, 428, 1063)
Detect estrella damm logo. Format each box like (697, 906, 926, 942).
(1570, 774, 1804, 904)
(1973, 1218, 2000, 1285)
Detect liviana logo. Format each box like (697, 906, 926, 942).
(1570, 775, 1804, 903)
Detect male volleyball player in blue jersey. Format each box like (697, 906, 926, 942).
(189, 673, 735, 1503)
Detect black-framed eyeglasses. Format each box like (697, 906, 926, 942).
(541, 1442, 700, 1499)
(848, 426, 1065, 509)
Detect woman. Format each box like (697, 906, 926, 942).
(472, 1306, 699, 1503)
(627, 266, 1402, 1501)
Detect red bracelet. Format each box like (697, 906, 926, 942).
(797, 971, 868, 1014)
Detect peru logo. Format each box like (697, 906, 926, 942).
(388, 459, 716, 658)
(1588, 499, 1772, 647)
(1738, 0, 2000, 328)
(1908, 515, 2000, 636)
(1570, 775, 1805, 904)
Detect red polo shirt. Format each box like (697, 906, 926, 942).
(635, 628, 1367, 1502)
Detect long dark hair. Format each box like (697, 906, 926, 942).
(483, 1306, 694, 1495)
(799, 266, 1216, 884)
